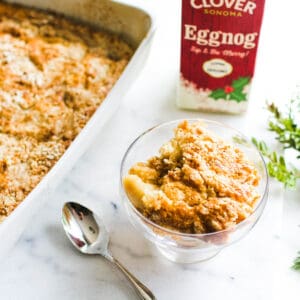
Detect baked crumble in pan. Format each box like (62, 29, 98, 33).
(0, 1, 133, 222)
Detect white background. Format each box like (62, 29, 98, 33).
(0, 0, 300, 299)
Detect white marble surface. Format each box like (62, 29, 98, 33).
(1, 0, 300, 299)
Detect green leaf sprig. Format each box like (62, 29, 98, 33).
(251, 138, 299, 189)
(292, 252, 300, 271)
(267, 100, 300, 156)
(253, 99, 300, 270)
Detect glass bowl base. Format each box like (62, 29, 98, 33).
(156, 245, 221, 264)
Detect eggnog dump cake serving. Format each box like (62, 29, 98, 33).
(0, 2, 133, 222)
(123, 120, 261, 234)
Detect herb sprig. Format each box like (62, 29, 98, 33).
(267, 100, 300, 156)
(252, 99, 300, 188)
(252, 99, 300, 271)
(292, 252, 300, 271)
(251, 138, 299, 189)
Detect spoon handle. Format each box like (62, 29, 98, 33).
(106, 254, 156, 300)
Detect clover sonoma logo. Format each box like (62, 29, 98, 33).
(190, 0, 257, 15)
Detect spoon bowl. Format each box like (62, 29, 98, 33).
(61, 202, 156, 300)
(62, 202, 109, 256)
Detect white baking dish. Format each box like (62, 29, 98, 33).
(0, 0, 155, 259)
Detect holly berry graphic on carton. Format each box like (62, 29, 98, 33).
(177, 0, 265, 113)
(210, 77, 250, 102)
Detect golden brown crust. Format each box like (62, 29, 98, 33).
(0, 2, 132, 221)
(123, 121, 261, 234)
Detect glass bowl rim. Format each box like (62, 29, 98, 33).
(120, 118, 269, 238)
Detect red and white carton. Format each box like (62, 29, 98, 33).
(177, 0, 265, 113)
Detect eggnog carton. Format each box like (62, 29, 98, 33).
(177, 0, 265, 113)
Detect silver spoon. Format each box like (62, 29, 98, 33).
(62, 202, 156, 300)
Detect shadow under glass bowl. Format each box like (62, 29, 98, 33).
(120, 119, 269, 264)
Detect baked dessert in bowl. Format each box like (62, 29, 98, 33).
(120, 119, 268, 263)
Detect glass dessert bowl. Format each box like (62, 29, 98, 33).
(120, 119, 269, 263)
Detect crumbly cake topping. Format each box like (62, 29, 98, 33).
(123, 121, 261, 234)
(0, 2, 132, 222)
